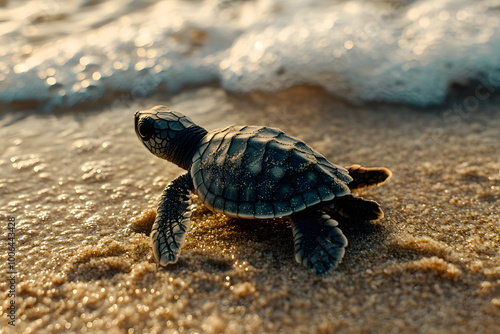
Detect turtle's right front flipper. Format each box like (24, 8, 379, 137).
(151, 173, 193, 266)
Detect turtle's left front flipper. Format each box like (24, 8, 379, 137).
(346, 164, 392, 191)
(151, 173, 193, 266)
(291, 209, 348, 275)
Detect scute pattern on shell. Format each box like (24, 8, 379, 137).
(191, 126, 353, 219)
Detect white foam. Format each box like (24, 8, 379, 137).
(221, 0, 500, 105)
(0, 0, 499, 110)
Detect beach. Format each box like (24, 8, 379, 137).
(1, 85, 499, 333)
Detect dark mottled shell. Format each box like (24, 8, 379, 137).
(190, 126, 352, 219)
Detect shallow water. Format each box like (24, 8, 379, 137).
(1, 86, 499, 333)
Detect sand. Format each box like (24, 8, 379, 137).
(1, 86, 499, 333)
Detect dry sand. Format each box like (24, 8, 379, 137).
(1, 86, 499, 333)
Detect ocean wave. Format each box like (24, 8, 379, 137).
(1, 0, 499, 110)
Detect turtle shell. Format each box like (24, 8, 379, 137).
(190, 125, 352, 219)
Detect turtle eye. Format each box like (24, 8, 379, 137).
(138, 117, 154, 141)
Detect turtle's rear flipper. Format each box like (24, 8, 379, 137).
(151, 173, 193, 266)
(291, 209, 348, 276)
(347, 164, 392, 191)
(329, 194, 383, 221)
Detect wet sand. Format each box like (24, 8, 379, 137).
(1, 86, 499, 333)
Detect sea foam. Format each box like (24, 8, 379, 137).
(0, 0, 499, 110)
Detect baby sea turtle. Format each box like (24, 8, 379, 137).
(134, 106, 392, 275)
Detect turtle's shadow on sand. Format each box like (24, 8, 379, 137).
(224, 217, 295, 270)
(225, 214, 389, 271)
(335, 217, 390, 268)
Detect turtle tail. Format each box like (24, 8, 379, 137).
(328, 194, 383, 221)
(347, 164, 392, 191)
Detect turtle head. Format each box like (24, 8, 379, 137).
(134, 105, 207, 170)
